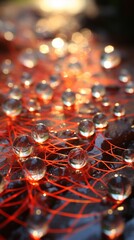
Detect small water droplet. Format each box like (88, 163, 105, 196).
(21, 72, 33, 87)
(35, 81, 53, 101)
(62, 89, 76, 107)
(1, 59, 13, 74)
(31, 123, 49, 144)
(113, 103, 125, 117)
(93, 113, 108, 129)
(27, 208, 48, 238)
(123, 149, 134, 163)
(102, 210, 125, 239)
(23, 157, 46, 181)
(19, 48, 37, 68)
(91, 84, 106, 99)
(125, 81, 134, 94)
(107, 174, 132, 201)
(79, 102, 99, 114)
(119, 68, 131, 83)
(101, 46, 121, 69)
(68, 148, 88, 170)
(49, 75, 60, 88)
(78, 119, 95, 138)
(26, 98, 40, 112)
(0, 174, 7, 193)
(13, 135, 33, 158)
(2, 98, 22, 117)
(101, 97, 110, 107)
(9, 86, 22, 100)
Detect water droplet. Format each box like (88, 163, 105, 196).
(123, 149, 134, 163)
(35, 81, 53, 101)
(101, 97, 110, 107)
(78, 119, 95, 138)
(23, 157, 46, 181)
(19, 48, 37, 68)
(2, 98, 22, 117)
(9, 86, 22, 100)
(26, 98, 40, 112)
(107, 174, 132, 201)
(31, 123, 49, 144)
(93, 113, 108, 129)
(102, 209, 125, 239)
(62, 89, 76, 107)
(119, 68, 131, 83)
(79, 102, 99, 115)
(49, 75, 60, 88)
(1, 59, 13, 74)
(113, 103, 125, 117)
(68, 61, 82, 71)
(68, 148, 88, 170)
(125, 81, 134, 94)
(91, 84, 106, 99)
(0, 174, 7, 193)
(27, 208, 48, 238)
(13, 135, 33, 158)
(21, 72, 33, 87)
(101, 46, 121, 69)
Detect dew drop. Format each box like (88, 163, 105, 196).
(62, 89, 76, 107)
(31, 123, 49, 144)
(27, 208, 48, 238)
(91, 84, 106, 99)
(23, 157, 46, 181)
(12, 135, 33, 158)
(125, 81, 134, 94)
(9, 86, 22, 100)
(93, 113, 108, 129)
(26, 98, 40, 112)
(35, 81, 53, 101)
(107, 174, 132, 201)
(21, 72, 33, 87)
(68, 148, 88, 170)
(2, 98, 22, 117)
(1, 59, 13, 74)
(78, 119, 95, 138)
(119, 68, 131, 83)
(123, 149, 134, 163)
(113, 103, 125, 117)
(101, 96, 110, 107)
(49, 74, 60, 88)
(19, 48, 37, 68)
(79, 102, 99, 115)
(102, 210, 125, 239)
(101, 45, 121, 69)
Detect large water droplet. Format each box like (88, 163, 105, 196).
(123, 149, 134, 164)
(2, 98, 22, 117)
(35, 81, 53, 101)
(62, 89, 76, 107)
(68, 148, 88, 170)
(93, 113, 108, 129)
(78, 119, 95, 138)
(113, 103, 125, 117)
(101, 45, 121, 69)
(27, 208, 48, 238)
(19, 48, 37, 68)
(23, 157, 47, 181)
(102, 209, 125, 239)
(91, 84, 106, 99)
(13, 135, 33, 158)
(31, 123, 49, 144)
(107, 174, 132, 201)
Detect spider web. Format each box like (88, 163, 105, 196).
(0, 13, 134, 240)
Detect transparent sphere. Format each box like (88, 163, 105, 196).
(102, 210, 125, 239)
(21, 72, 33, 87)
(26, 98, 40, 112)
(125, 81, 134, 94)
(23, 157, 47, 181)
(49, 75, 60, 88)
(123, 149, 134, 164)
(91, 84, 106, 99)
(2, 98, 22, 117)
(68, 61, 82, 72)
(27, 208, 48, 238)
(12, 135, 33, 158)
(93, 113, 108, 129)
(78, 119, 95, 138)
(113, 103, 125, 117)
(100, 46, 121, 69)
(62, 89, 76, 107)
(79, 102, 98, 115)
(0, 174, 7, 193)
(107, 174, 132, 201)
(9, 86, 22, 100)
(35, 81, 53, 101)
(1, 59, 13, 74)
(68, 148, 88, 170)
(119, 68, 131, 83)
(19, 48, 37, 68)
(31, 123, 49, 144)
(101, 97, 110, 107)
